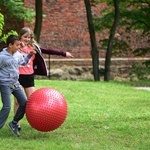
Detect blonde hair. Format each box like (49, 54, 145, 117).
(19, 27, 41, 53)
(19, 27, 38, 46)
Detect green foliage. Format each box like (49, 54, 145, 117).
(94, 13, 114, 31)
(99, 38, 132, 57)
(133, 47, 150, 57)
(93, 0, 149, 48)
(0, 0, 34, 44)
(120, 2, 150, 35)
(0, 13, 18, 44)
(0, 0, 35, 23)
(0, 29, 18, 44)
(0, 13, 4, 37)
(130, 63, 150, 80)
(92, 0, 150, 77)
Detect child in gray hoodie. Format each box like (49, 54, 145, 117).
(0, 35, 35, 137)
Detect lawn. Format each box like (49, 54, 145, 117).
(0, 80, 150, 150)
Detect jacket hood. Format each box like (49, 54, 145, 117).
(0, 48, 11, 56)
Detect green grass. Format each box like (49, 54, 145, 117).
(119, 79, 150, 87)
(0, 80, 150, 150)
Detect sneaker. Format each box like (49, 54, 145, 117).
(7, 122, 20, 137)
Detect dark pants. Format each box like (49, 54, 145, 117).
(0, 84, 27, 128)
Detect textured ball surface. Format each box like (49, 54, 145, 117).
(26, 88, 68, 132)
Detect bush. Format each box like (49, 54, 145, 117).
(130, 63, 150, 80)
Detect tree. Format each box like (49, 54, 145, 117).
(84, 0, 100, 81)
(34, 0, 43, 42)
(93, 0, 150, 81)
(104, 0, 120, 81)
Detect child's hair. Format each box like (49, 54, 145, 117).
(19, 27, 38, 46)
(6, 35, 20, 46)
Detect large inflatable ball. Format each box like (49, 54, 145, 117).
(26, 88, 68, 132)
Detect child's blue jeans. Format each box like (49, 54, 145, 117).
(0, 84, 27, 128)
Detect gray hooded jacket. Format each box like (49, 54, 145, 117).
(0, 48, 32, 86)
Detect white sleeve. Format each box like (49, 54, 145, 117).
(13, 51, 27, 66)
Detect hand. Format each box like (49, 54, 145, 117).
(20, 42, 25, 47)
(66, 52, 73, 58)
(30, 50, 36, 55)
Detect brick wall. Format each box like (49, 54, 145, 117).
(1, 1, 149, 59)
(24, 0, 107, 58)
(24, 0, 149, 59)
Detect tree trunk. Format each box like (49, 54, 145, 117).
(84, 0, 100, 81)
(34, 0, 43, 42)
(104, 0, 120, 81)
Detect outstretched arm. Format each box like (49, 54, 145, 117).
(40, 47, 73, 58)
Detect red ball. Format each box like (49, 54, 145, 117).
(26, 88, 68, 132)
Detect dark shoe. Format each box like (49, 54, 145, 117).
(7, 122, 20, 137)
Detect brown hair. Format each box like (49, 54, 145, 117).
(7, 35, 20, 46)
